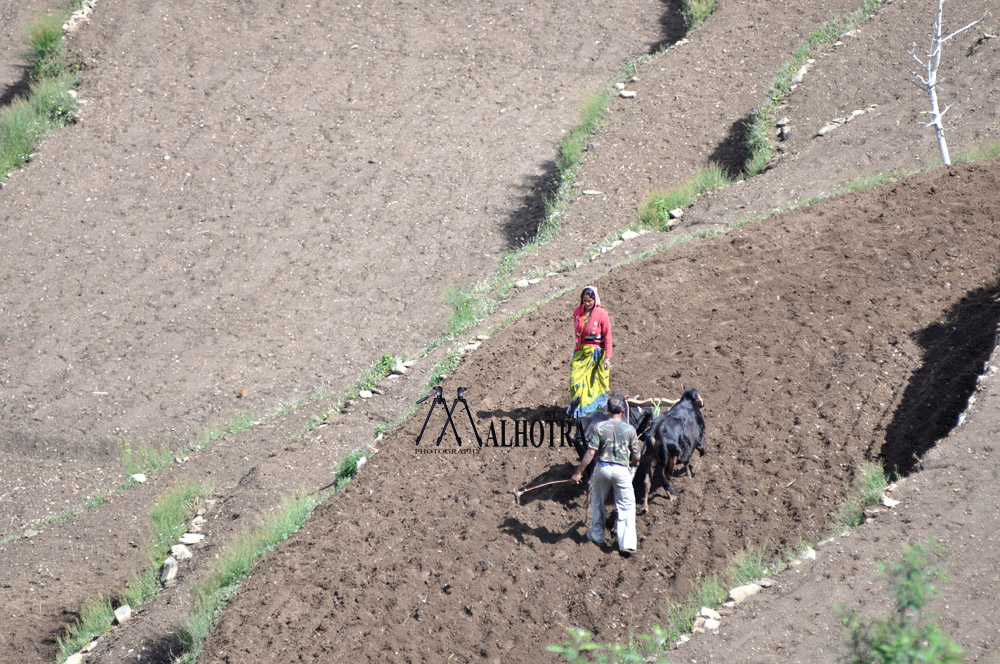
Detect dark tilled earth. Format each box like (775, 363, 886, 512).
(1, 0, 998, 662)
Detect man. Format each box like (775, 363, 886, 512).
(571, 392, 641, 555)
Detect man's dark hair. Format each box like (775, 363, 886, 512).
(607, 393, 626, 415)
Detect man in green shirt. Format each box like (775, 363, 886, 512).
(571, 392, 641, 554)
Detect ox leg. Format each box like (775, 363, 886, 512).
(664, 454, 680, 499)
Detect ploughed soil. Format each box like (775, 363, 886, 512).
(1, 0, 999, 662)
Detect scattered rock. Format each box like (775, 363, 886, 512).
(882, 496, 900, 508)
(114, 605, 132, 624)
(391, 360, 407, 375)
(370, 387, 384, 395)
(816, 122, 840, 136)
(528, 278, 541, 285)
(801, 548, 817, 560)
(621, 230, 639, 241)
(699, 607, 722, 621)
(64, 654, 84, 664)
(692, 616, 706, 631)
(476, 335, 490, 341)
(776, 116, 789, 127)
(161, 556, 178, 585)
(704, 617, 721, 631)
(403, 359, 417, 368)
(515, 279, 530, 288)
(171, 544, 193, 560)
(668, 208, 684, 219)
(355, 456, 367, 472)
(758, 577, 776, 588)
(131, 473, 147, 484)
(463, 342, 481, 352)
(82, 639, 100, 653)
(582, 190, 603, 195)
(24, 529, 38, 538)
(615, 82, 625, 90)
(619, 90, 636, 98)
(359, 390, 373, 399)
(728, 583, 762, 603)
(864, 506, 884, 518)
(179, 533, 206, 545)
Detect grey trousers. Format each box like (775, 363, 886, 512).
(587, 462, 637, 552)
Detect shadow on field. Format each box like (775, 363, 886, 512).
(651, 0, 690, 53)
(0, 65, 32, 108)
(709, 112, 756, 178)
(880, 278, 1000, 475)
(500, 160, 560, 249)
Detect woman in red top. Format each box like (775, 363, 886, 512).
(568, 286, 613, 418)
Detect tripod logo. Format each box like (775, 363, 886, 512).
(414, 386, 483, 447)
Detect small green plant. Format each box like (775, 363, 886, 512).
(837, 540, 964, 663)
(445, 284, 483, 338)
(118, 437, 176, 477)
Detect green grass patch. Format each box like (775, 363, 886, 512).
(24, 12, 66, 79)
(838, 540, 964, 663)
(837, 461, 890, 530)
(638, 164, 731, 231)
(56, 482, 208, 662)
(682, 0, 718, 30)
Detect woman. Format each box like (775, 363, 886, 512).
(568, 286, 613, 418)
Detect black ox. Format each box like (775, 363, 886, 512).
(569, 401, 657, 482)
(635, 387, 706, 513)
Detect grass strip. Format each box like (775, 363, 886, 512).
(174, 448, 371, 663)
(1, 7, 80, 181)
(742, 0, 888, 177)
(55, 482, 209, 663)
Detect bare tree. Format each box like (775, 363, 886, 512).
(909, 0, 988, 165)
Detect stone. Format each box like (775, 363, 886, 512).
(816, 122, 839, 136)
(615, 82, 625, 90)
(692, 616, 706, 630)
(161, 556, 178, 584)
(114, 605, 132, 624)
(64, 655, 84, 664)
(699, 607, 721, 621)
(801, 548, 817, 560)
(619, 90, 636, 98)
(582, 190, 602, 195)
(355, 456, 367, 472)
(171, 544, 193, 560)
(621, 230, 639, 241)
(668, 208, 684, 219)
(82, 639, 100, 653)
(776, 116, 789, 127)
(704, 618, 721, 630)
(179, 533, 206, 545)
(476, 335, 490, 341)
(391, 361, 407, 375)
(515, 279, 530, 288)
(528, 278, 541, 285)
(24, 529, 38, 538)
(728, 583, 762, 603)
(462, 342, 480, 352)
(758, 577, 776, 588)
(403, 359, 417, 368)
(131, 473, 147, 483)
(370, 387, 384, 395)
(882, 496, 900, 508)
(359, 390, 373, 399)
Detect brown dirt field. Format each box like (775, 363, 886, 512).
(1, 0, 999, 662)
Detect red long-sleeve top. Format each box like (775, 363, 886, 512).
(573, 304, 613, 360)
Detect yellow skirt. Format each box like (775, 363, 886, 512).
(569, 346, 609, 418)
